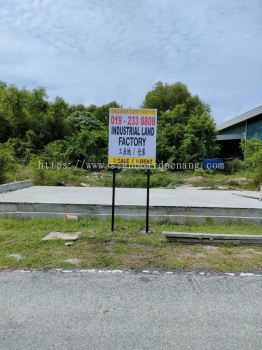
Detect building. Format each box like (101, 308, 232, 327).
(217, 105, 262, 158)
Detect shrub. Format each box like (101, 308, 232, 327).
(43, 140, 68, 163)
(241, 139, 262, 188)
(150, 173, 172, 187)
(194, 168, 206, 176)
(0, 144, 17, 184)
(224, 158, 246, 174)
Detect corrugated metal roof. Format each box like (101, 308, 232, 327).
(217, 105, 262, 132)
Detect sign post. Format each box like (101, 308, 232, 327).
(146, 168, 150, 233)
(108, 108, 157, 232)
(111, 167, 116, 231)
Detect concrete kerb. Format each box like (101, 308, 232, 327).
(0, 210, 261, 224)
(0, 202, 261, 217)
(0, 180, 33, 194)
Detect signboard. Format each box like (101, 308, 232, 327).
(203, 158, 224, 170)
(108, 108, 157, 168)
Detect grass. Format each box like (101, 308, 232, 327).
(0, 217, 262, 272)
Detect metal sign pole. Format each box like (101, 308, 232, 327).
(111, 168, 116, 231)
(146, 168, 150, 233)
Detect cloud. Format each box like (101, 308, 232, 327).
(0, 0, 261, 122)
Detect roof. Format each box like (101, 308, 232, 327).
(217, 105, 262, 132)
(216, 133, 244, 141)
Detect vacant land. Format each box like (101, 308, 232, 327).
(10, 164, 257, 190)
(0, 218, 262, 271)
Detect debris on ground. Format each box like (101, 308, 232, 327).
(65, 242, 74, 246)
(56, 181, 67, 186)
(64, 214, 79, 222)
(114, 225, 127, 230)
(92, 172, 101, 177)
(64, 258, 80, 265)
(184, 176, 205, 185)
(225, 177, 247, 186)
(217, 186, 230, 190)
(9, 253, 23, 260)
(80, 183, 90, 187)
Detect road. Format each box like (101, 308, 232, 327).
(1, 269, 262, 350)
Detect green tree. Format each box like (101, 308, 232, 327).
(26, 87, 53, 149)
(1, 86, 30, 138)
(49, 97, 69, 140)
(66, 111, 102, 133)
(66, 128, 108, 163)
(93, 101, 120, 125)
(143, 82, 209, 115)
(0, 112, 11, 142)
(143, 82, 217, 163)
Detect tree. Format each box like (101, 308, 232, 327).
(49, 97, 69, 140)
(66, 111, 102, 133)
(65, 128, 108, 163)
(27, 87, 53, 149)
(1, 86, 30, 138)
(143, 82, 218, 163)
(0, 112, 11, 142)
(93, 101, 120, 125)
(144, 82, 200, 113)
(0, 80, 218, 167)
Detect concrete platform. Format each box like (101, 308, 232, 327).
(0, 186, 261, 224)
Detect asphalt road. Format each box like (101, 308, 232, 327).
(1, 270, 262, 350)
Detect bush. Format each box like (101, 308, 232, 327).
(65, 128, 107, 164)
(6, 137, 34, 164)
(194, 168, 206, 176)
(43, 140, 68, 163)
(242, 139, 262, 188)
(0, 144, 17, 183)
(116, 171, 176, 188)
(117, 173, 147, 188)
(224, 158, 246, 174)
(29, 156, 67, 185)
(150, 173, 172, 187)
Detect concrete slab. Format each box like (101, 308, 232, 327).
(0, 185, 261, 208)
(163, 232, 262, 244)
(42, 232, 81, 241)
(0, 186, 261, 224)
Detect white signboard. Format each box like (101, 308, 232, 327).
(108, 108, 157, 168)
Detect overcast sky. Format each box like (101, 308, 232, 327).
(0, 0, 261, 124)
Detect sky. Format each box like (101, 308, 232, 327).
(0, 0, 261, 124)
